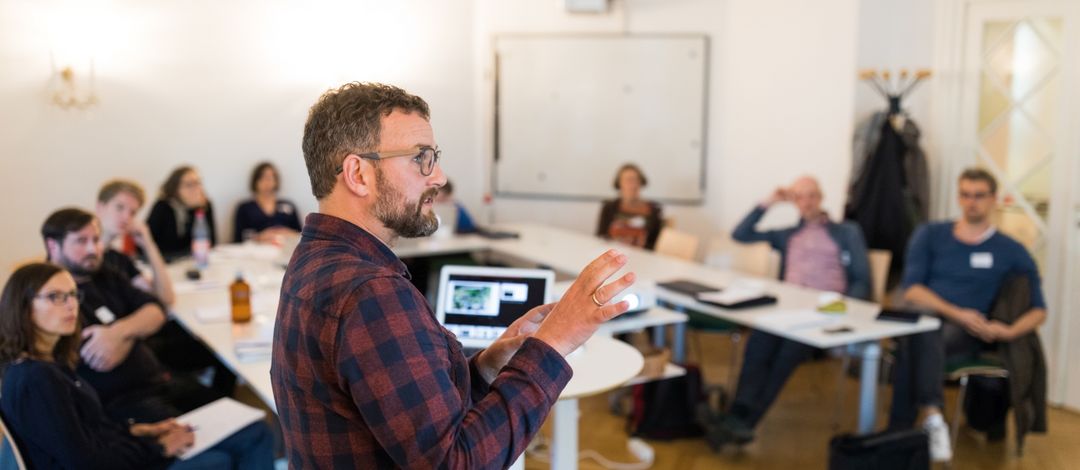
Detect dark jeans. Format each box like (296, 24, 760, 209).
(730, 331, 816, 428)
(888, 320, 991, 429)
(168, 421, 276, 470)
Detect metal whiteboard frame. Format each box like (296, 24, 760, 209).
(492, 33, 710, 205)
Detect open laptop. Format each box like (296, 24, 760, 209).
(435, 265, 554, 349)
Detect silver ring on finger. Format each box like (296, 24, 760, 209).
(591, 291, 604, 307)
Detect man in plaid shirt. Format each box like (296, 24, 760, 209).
(271, 82, 636, 469)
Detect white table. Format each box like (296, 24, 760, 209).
(551, 337, 644, 470)
(487, 223, 940, 433)
(172, 223, 939, 441)
(170, 245, 647, 470)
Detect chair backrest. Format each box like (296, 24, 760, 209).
(0, 412, 27, 470)
(654, 228, 701, 262)
(868, 249, 892, 304)
(704, 235, 779, 279)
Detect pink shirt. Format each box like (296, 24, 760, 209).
(784, 219, 847, 294)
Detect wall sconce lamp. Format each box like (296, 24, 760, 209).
(51, 61, 98, 110)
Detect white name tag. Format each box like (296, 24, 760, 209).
(94, 306, 116, 324)
(970, 252, 993, 269)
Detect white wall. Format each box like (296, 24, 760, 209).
(474, 0, 860, 255)
(0, 0, 477, 281)
(1, 0, 918, 282)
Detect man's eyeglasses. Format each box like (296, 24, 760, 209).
(35, 289, 82, 306)
(335, 146, 441, 177)
(959, 191, 993, 201)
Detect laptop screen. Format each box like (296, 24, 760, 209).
(436, 266, 554, 347)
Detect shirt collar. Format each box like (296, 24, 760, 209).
(300, 213, 410, 279)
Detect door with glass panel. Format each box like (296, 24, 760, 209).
(955, 0, 1078, 408)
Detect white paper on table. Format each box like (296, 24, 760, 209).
(752, 309, 840, 331)
(233, 316, 275, 362)
(193, 306, 230, 323)
(176, 397, 265, 460)
(697, 285, 766, 305)
(173, 279, 226, 294)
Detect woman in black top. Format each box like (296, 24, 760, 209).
(596, 163, 663, 250)
(232, 161, 302, 243)
(0, 263, 274, 469)
(146, 166, 216, 261)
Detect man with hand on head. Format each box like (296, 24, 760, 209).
(271, 82, 636, 469)
(719, 175, 870, 445)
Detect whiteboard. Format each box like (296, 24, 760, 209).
(494, 34, 708, 203)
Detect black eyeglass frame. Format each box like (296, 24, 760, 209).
(35, 289, 83, 305)
(335, 146, 441, 176)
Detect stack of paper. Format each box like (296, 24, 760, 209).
(697, 285, 766, 305)
(753, 310, 840, 331)
(176, 397, 266, 460)
(233, 317, 275, 363)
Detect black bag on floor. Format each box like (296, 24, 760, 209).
(828, 429, 929, 470)
(627, 365, 705, 439)
(964, 375, 1010, 433)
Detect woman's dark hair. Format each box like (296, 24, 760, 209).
(160, 165, 195, 201)
(0, 263, 81, 374)
(250, 162, 280, 193)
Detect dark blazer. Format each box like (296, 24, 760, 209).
(732, 205, 871, 300)
(990, 274, 1048, 448)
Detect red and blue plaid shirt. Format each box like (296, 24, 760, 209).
(271, 213, 572, 469)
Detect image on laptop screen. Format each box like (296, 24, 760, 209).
(436, 265, 554, 348)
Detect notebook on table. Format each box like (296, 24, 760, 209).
(436, 265, 554, 349)
(658, 279, 777, 310)
(655, 279, 721, 296)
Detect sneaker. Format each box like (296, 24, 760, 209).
(923, 413, 953, 462)
(721, 415, 755, 445)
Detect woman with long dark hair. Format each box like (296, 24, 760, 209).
(0, 263, 273, 469)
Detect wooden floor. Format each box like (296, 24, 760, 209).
(524, 331, 1080, 470)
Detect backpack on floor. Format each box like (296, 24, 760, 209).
(963, 375, 1010, 434)
(828, 429, 929, 470)
(626, 364, 706, 439)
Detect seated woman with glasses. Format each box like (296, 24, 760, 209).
(233, 162, 302, 243)
(596, 163, 663, 250)
(0, 263, 274, 469)
(146, 166, 216, 261)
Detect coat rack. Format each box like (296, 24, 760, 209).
(858, 68, 932, 115)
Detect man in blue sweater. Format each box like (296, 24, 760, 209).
(889, 168, 1046, 462)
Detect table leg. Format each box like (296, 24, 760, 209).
(552, 398, 579, 470)
(856, 341, 881, 434)
(672, 322, 687, 364)
(651, 325, 666, 349)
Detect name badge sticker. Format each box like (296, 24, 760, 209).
(94, 306, 116, 324)
(970, 252, 994, 269)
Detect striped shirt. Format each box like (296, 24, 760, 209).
(784, 219, 848, 294)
